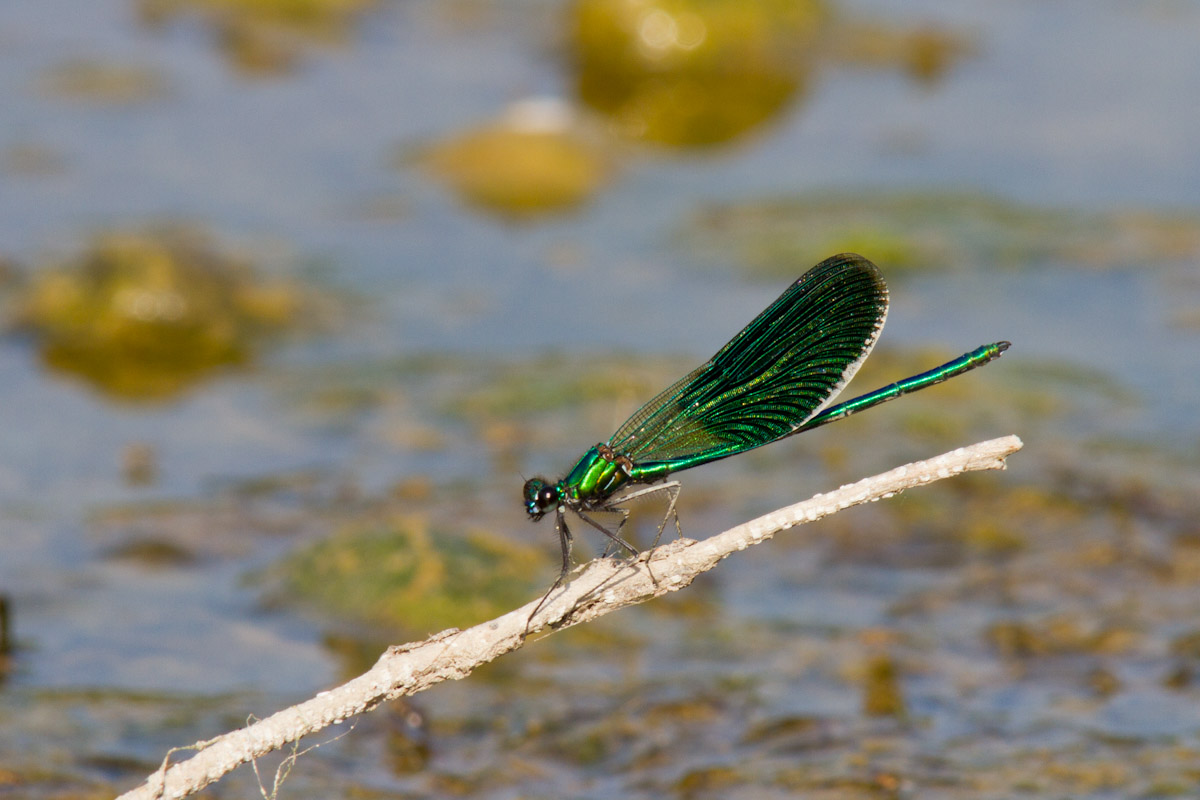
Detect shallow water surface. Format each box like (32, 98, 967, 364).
(1, 1, 1199, 797)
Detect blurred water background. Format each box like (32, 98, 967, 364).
(2, 1, 1200, 797)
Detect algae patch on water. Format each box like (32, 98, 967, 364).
(11, 227, 317, 401)
(270, 515, 548, 633)
(687, 191, 1200, 277)
(137, 0, 381, 75)
(413, 99, 611, 220)
(571, 0, 824, 148)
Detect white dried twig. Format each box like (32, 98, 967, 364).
(117, 434, 1023, 800)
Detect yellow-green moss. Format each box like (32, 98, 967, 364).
(274, 515, 549, 632)
(571, 0, 825, 147)
(14, 227, 309, 400)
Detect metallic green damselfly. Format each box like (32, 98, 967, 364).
(524, 253, 1008, 587)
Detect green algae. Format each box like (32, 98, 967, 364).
(12, 227, 316, 401)
(687, 191, 1200, 278)
(272, 515, 548, 633)
(414, 102, 611, 219)
(137, 0, 381, 75)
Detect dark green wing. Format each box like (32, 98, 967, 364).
(609, 253, 888, 472)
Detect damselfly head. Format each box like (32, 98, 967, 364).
(523, 477, 560, 520)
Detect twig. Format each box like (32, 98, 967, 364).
(117, 434, 1022, 800)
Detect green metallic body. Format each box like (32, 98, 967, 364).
(534, 444, 675, 513)
(561, 445, 631, 506)
(794, 341, 1007, 433)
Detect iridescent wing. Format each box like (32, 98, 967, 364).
(609, 253, 888, 472)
